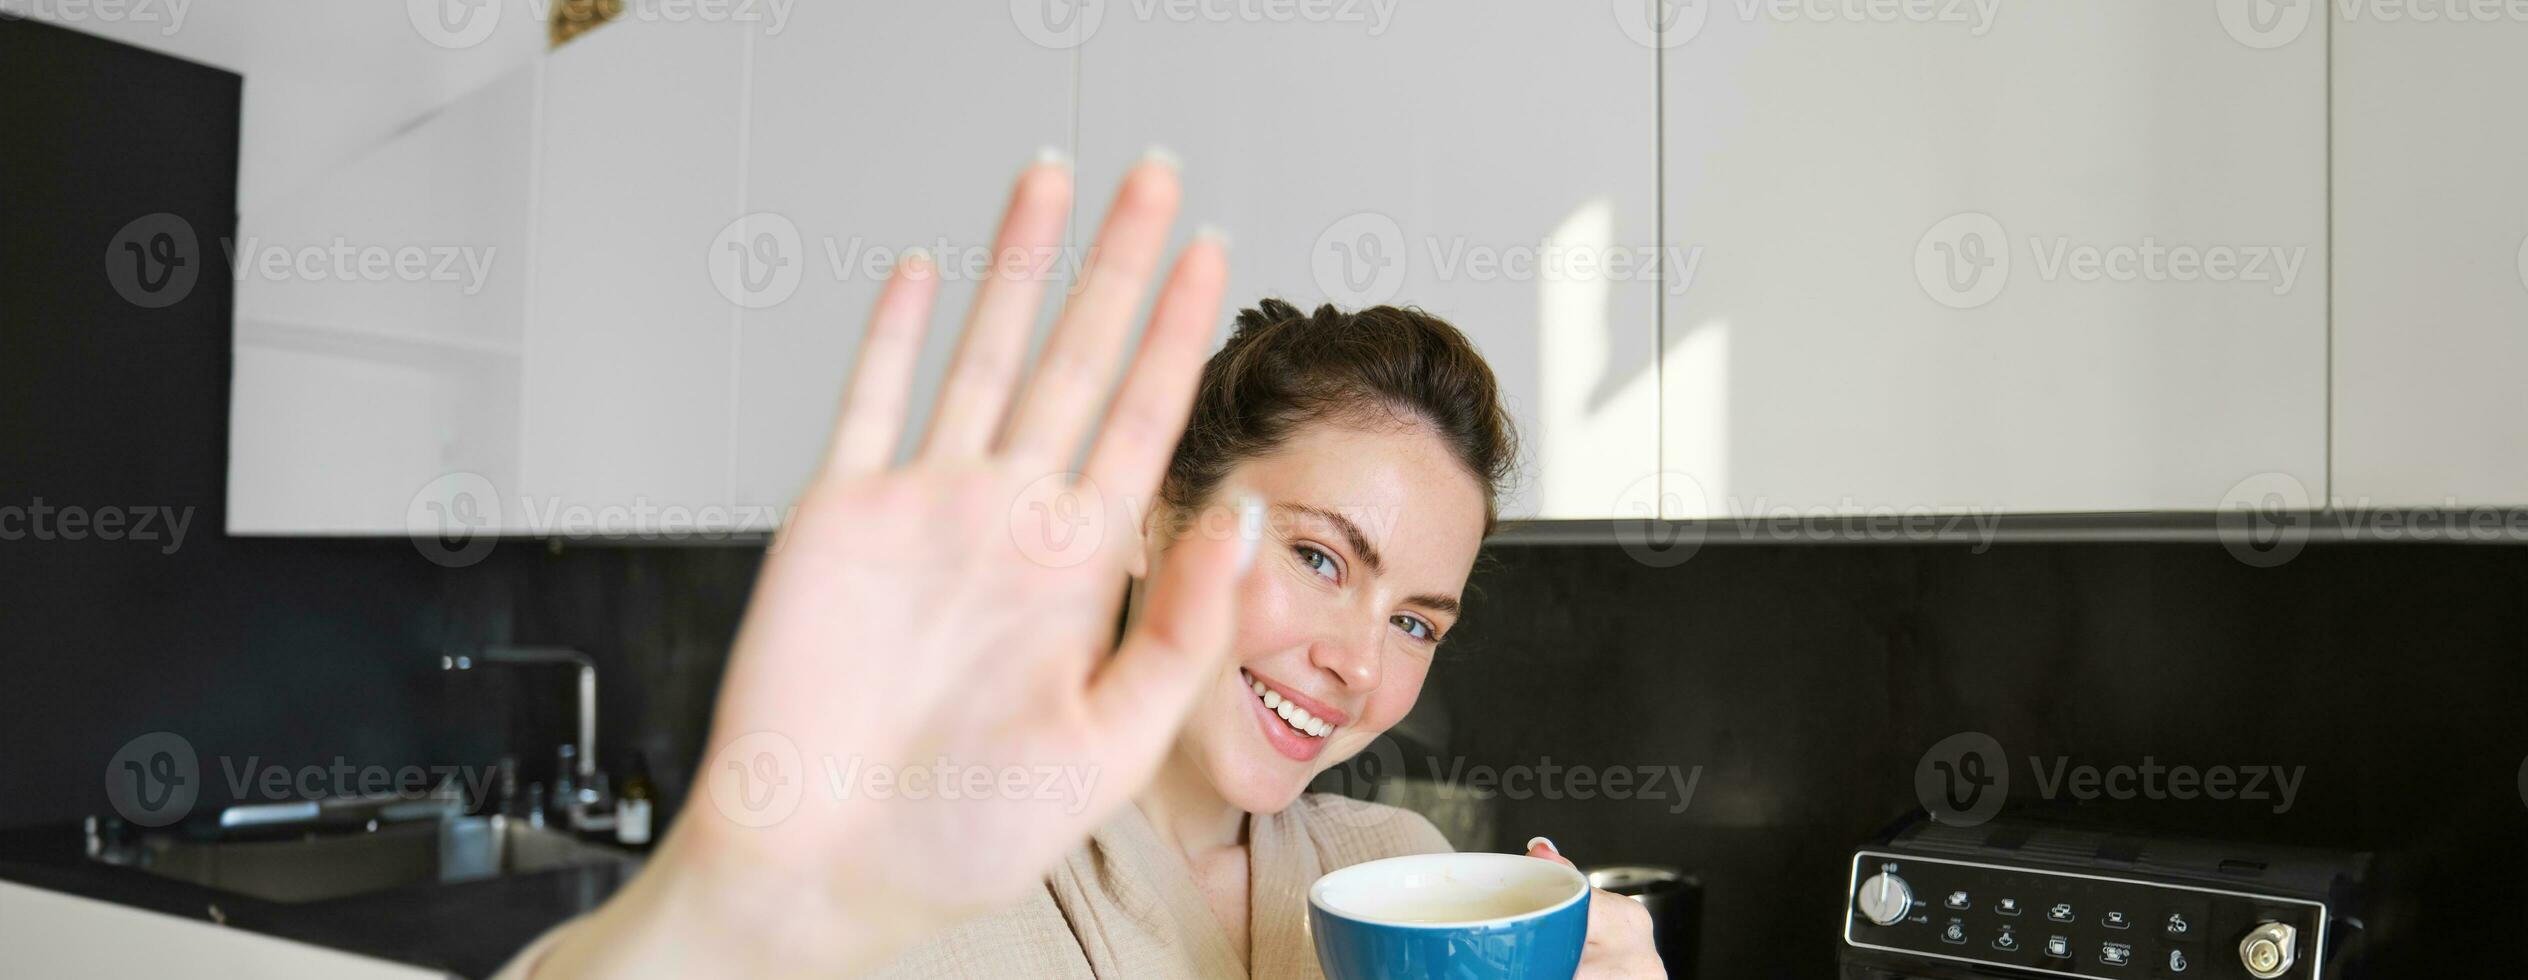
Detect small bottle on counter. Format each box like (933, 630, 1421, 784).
(614, 751, 655, 849)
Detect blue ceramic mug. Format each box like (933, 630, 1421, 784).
(1309, 852, 1591, 980)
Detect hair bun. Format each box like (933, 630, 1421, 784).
(1231, 297, 1308, 337)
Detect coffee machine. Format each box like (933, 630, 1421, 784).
(1839, 814, 2369, 979)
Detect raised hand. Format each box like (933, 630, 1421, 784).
(534, 153, 1247, 978)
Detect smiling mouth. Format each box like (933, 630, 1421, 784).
(1241, 669, 1338, 738)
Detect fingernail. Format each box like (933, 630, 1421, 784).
(1140, 144, 1183, 172)
(1193, 223, 1231, 250)
(1235, 494, 1265, 573)
(1033, 145, 1072, 171)
(1526, 836, 1558, 855)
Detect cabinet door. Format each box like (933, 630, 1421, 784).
(227, 65, 536, 535)
(1661, 5, 2328, 518)
(1078, 3, 1661, 520)
(523, 17, 752, 532)
(734, 5, 1073, 523)
(2335, 15, 2528, 508)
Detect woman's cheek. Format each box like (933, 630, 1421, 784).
(1232, 560, 1308, 659)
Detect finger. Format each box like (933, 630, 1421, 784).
(1079, 229, 1226, 508)
(998, 152, 1182, 465)
(1525, 835, 1577, 869)
(822, 252, 940, 479)
(1080, 494, 1261, 811)
(919, 156, 1074, 460)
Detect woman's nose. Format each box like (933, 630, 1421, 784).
(1308, 617, 1384, 692)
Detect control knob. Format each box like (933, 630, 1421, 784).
(1855, 872, 1914, 926)
(2239, 921, 2299, 978)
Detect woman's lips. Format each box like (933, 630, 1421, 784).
(1240, 669, 1344, 763)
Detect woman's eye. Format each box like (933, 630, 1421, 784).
(1392, 615, 1436, 642)
(1294, 544, 1340, 581)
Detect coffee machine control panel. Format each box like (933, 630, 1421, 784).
(1843, 850, 2330, 979)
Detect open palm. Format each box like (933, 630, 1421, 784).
(537, 156, 1245, 978)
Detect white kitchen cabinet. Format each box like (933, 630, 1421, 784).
(1660, 5, 2329, 518)
(232, 18, 758, 537)
(1076, 3, 1662, 520)
(2333, 15, 2528, 508)
(227, 66, 537, 535)
(732, 4, 1074, 521)
(520, 16, 754, 532)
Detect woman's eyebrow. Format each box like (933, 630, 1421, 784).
(1277, 502, 1384, 574)
(1407, 593, 1462, 616)
(1275, 502, 1461, 615)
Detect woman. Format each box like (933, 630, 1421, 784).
(509, 155, 1661, 978)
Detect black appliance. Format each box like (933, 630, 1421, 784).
(1839, 814, 2369, 980)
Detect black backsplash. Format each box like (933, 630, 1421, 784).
(1410, 542, 2527, 978)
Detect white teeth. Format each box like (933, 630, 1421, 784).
(1243, 670, 1330, 738)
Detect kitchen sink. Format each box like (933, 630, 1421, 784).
(98, 815, 633, 903)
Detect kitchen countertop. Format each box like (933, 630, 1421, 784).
(0, 822, 636, 979)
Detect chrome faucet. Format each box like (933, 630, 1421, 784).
(443, 646, 599, 816)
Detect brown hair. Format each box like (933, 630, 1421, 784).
(1161, 298, 1518, 532)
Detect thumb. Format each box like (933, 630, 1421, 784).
(1081, 495, 1263, 809)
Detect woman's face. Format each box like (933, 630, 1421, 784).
(1152, 418, 1489, 816)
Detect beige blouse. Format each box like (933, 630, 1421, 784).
(495, 793, 1450, 979)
